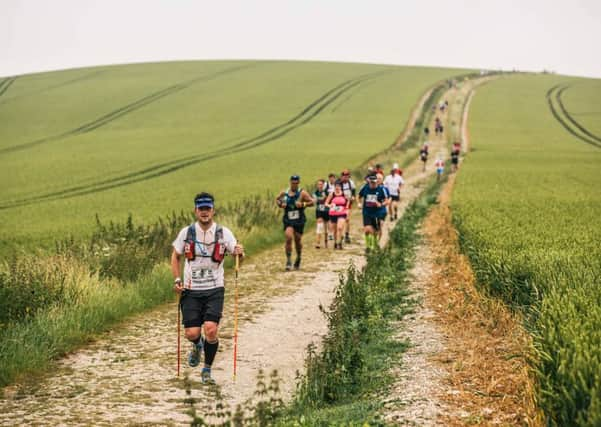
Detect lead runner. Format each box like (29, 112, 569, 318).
(171, 192, 244, 385)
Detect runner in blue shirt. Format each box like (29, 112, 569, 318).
(358, 175, 389, 252)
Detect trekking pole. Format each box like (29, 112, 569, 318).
(177, 293, 181, 377)
(233, 254, 240, 382)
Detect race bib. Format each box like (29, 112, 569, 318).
(191, 267, 216, 285)
(318, 204, 328, 211)
(287, 210, 300, 220)
(331, 205, 343, 213)
(366, 194, 378, 207)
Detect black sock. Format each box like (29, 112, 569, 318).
(286, 251, 291, 262)
(204, 340, 219, 367)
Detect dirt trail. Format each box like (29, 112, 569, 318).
(381, 77, 478, 425)
(1, 83, 461, 426)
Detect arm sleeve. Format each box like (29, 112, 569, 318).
(172, 227, 187, 255)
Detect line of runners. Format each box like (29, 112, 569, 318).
(276, 165, 404, 271)
(170, 142, 461, 385)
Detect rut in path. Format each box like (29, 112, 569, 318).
(1, 86, 455, 427)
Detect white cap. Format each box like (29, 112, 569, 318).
(392, 163, 399, 169)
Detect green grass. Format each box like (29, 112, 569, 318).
(0, 60, 466, 387)
(452, 73, 601, 426)
(0, 60, 463, 252)
(0, 263, 173, 386)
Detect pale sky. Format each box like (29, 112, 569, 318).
(1, 0, 600, 78)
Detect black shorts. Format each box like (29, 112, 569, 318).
(363, 215, 381, 231)
(284, 222, 305, 234)
(316, 210, 330, 221)
(391, 195, 400, 201)
(452, 157, 459, 165)
(329, 215, 347, 224)
(180, 288, 225, 328)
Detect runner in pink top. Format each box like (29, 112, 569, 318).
(325, 180, 350, 250)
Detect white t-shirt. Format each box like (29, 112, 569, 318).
(383, 174, 404, 196)
(341, 179, 356, 199)
(325, 181, 336, 195)
(172, 222, 237, 291)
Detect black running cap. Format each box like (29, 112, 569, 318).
(290, 175, 300, 181)
(367, 175, 378, 182)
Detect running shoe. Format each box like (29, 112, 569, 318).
(188, 340, 203, 367)
(285, 260, 292, 271)
(294, 258, 301, 270)
(344, 234, 351, 244)
(201, 368, 216, 385)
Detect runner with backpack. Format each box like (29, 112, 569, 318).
(325, 180, 351, 249)
(358, 175, 389, 252)
(384, 166, 404, 220)
(313, 179, 330, 249)
(171, 192, 245, 385)
(339, 169, 356, 244)
(276, 175, 314, 271)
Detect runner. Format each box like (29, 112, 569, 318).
(419, 143, 429, 172)
(434, 117, 444, 137)
(435, 156, 445, 181)
(323, 173, 337, 242)
(325, 180, 350, 249)
(313, 179, 330, 249)
(424, 126, 430, 138)
(324, 173, 337, 195)
(384, 167, 404, 220)
(358, 175, 389, 252)
(276, 175, 314, 271)
(339, 169, 356, 244)
(451, 141, 461, 172)
(374, 163, 384, 176)
(171, 192, 245, 385)
(375, 172, 390, 240)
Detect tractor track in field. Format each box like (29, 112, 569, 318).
(0, 69, 391, 210)
(556, 85, 601, 144)
(0, 77, 17, 98)
(546, 84, 601, 149)
(0, 65, 254, 157)
(0, 70, 106, 104)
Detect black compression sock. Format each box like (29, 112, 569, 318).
(204, 340, 219, 367)
(286, 251, 292, 262)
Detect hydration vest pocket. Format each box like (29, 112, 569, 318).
(184, 241, 195, 260)
(211, 241, 226, 263)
